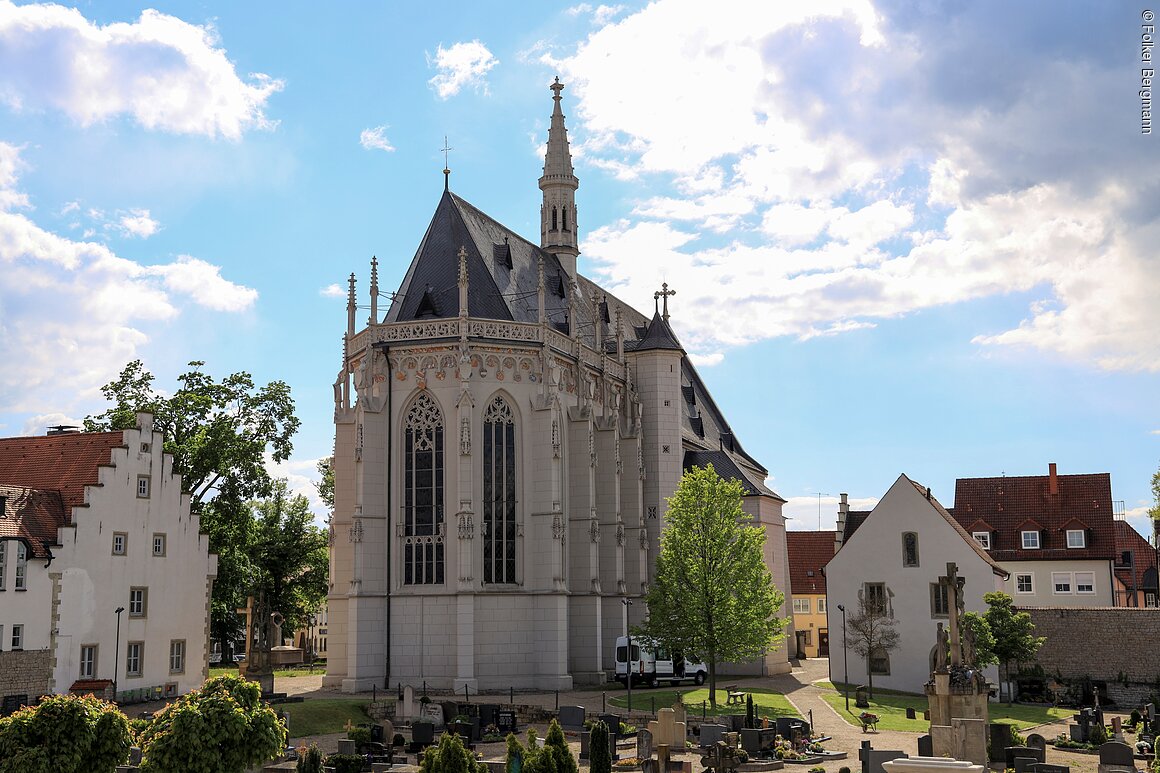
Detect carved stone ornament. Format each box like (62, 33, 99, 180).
(588, 427, 596, 468)
(615, 440, 622, 475)
(349, 518, 364, 543)
(589, 517, 600, 543)
(552, 513, 566, 541)
(647, 505, 658, 519)
(355, 423, 364, 462)
(638, 444, 646, 480)
(458, 512, 474, 540)
(639, 528, 649, 550)
(616, 522, 625, 546)
(460, 416, 471, 455)
(552, 419, 561, 458)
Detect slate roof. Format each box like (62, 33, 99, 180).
(0, 430, 124, 557)
(381, 186, 779, 500)
(952, 470, 1117, 561)
(786, 530, 835, 595)
(1113, 520, 1158, 592)
(841, 510, 872, 543)
(683, 449, 777, 498)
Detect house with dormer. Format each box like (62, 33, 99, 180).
(951, 464, 1117, 606)
(0, 414, 216, 713)
(786, 530, 834, 658)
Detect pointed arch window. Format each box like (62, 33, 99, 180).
(403, 392, 445, 585)
(551, 206, 558, 231)
(562, 207, 569, 232)
(483, 396, 517, 584)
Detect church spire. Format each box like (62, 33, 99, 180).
(540, 76, 580, 279)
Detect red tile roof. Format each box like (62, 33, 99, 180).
(786, 530, 835, 595)
(952, 469, 1116, 561)
(0, 430, 125, 557)
(1113, 520, 1158, 591)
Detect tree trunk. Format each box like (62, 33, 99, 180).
(867, 655, 874, 700)
(708, 659, 717, 706)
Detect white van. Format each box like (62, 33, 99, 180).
(614, 636, 708, 687)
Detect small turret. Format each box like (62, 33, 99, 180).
(540, 77, 580, 279)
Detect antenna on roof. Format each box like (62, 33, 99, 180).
(812, 492, 830, 531)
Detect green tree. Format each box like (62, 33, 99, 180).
(639, 464, 786, 706)
(84, 360, 301, 658)
(960, 610, 997, 669)
(845, 594, 900, 699)
(139, 674, 286, 773)
(0, 694, 131, 773)
(419, 732, 490, 773)
(316, 456, 335, 511)
(1150, 465, 1160, 544)
(589, 720, 611, 773)
(983, 591, 1045, 703)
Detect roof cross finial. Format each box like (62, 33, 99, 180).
(654, 282, 676, 321)
(441, 135, 453, 190)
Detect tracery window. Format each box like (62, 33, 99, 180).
(404, 392, 445, 585)
(902, 531, 919, 567)
(483, 396, 517, 584)
(551, 206, 558, 231)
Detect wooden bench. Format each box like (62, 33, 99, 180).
(724, 686, 747, 705)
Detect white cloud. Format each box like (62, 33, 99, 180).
(360, 125, 395, 152)
(0, 1, 283, 139)
(783, 494, 879, 530)
(117, 208, 159, 238)
(19, 412, 84, 437)
(0, 142, 258, 415)
(687, 351, 724, 367)
(567, 3, 626, 25)
(320, 283, 345, 298)
(558, 0, 1160, 373)
(427, 40, 497, 99)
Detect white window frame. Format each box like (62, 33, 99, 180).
(1075, 571, 1095, 594)
(11, 624, 22, 650)
(169, 640, 185, 674)
(14, 542, 26, 590)
(817, 598, 827, 613)
(1022, 530, 1040, 549)
(1016, 573, 1034, 594)
(112, 532, 127, 556)
(1052, 572, 1073, 594)
(1147, 591, 1158, 608)
(129, 587, 148, 618)
(80, 644, 98, 679)
(1067, 529, 1086, 549)
(792, 598, 811, 614)
(972, 532, 991, 550)
(152, 533, 166, 557)
(136, 475, 151, 498)
(126, 642, 143, 677)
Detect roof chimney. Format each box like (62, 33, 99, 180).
(835, 493, 849, 551)
(1048, 462, 1058, 496)
(46, 425, 81, 435)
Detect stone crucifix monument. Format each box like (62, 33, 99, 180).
(926, 562, 988, 765)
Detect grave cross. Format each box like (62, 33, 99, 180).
(939, 562, 963, 666)
(236, 596, 255, 662)
(654, 282, 676, 321)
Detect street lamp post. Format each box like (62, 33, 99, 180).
(113, 606, 125, 700)
(622, 598, 633, 713)
(837, 603, 849, 712)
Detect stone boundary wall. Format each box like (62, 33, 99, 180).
(1022, 606, 1160, 705)
(0, 649, 52, 710)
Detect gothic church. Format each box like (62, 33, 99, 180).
(325, 80, 793, 692)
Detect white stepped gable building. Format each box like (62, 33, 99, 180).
(325, 79, 794, 693)
(0, 414, 217, 709)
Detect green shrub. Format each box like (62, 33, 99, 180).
(0, 693, 131, 773)
(619, 722, 636, 736)
(1131, 709, 1143, 728)
(139, 674, 287, 773)
(348, 724, 372, 750)
(419, 732, 489, 773)
(297, 744, 324, 773)
(590, 720, 612, 773)
(326, 753, 366, 773)
(1089, 722, 1109, 746)
(809, 767, 826, 773)
(545, 719, 579, 773)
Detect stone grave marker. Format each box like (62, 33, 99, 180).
(422, 702, 444, 728)
(1097, 741, 1135, 773)
(1005, 746, 1045, 767)
(413, 720, 436, 745)
(1026, 734, 1047, 752)
(559, 705, 586, 732)
(401, 685, 415, 720)
(699, 724, 727, 748)
(337, 739, 358, 755)
(954, 717, 987, 765)
(1111, 716, 1123, 742)
(648, 708, 686, 749)
(989, 724, 1015, 762)
(906, 707, 916, 720)
(671, 701, 687, 729)
(1014, 757, 1038, 773)
(917, 735, 933, 758)
(859, 740, 908, 773)
(638, 727, 654, 761)
(1031, 765, 1070, 773)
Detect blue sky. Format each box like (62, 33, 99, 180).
(0, 0, 1157, 537)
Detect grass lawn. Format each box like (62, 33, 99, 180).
(208, 665, 327, 679)
(609, 687, 799, 719)
(279, 698, 372, 737)
(816, 681, 1071, 732)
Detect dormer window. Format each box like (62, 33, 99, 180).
(1022, 530, 1040, 549)
(972, 532, 991, 550)
(1067, 529, 1086, 548)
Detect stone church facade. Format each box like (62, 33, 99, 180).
(324, 80, 793, 693)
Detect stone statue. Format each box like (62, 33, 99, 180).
(961, 621, 976, 667)
(935, 622, 949, 671)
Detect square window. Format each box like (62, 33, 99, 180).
(931, 582, 950, 616)
(80, 645, 97, 679)
(1052, 572, 1072, 594)
(1016, 574, 1034, 594)
(126, 642, 143, 677)
(793, 598, 811, 614)
(1022, 531, 1040, 549)
(865, 582, 887, 615)
(972, 532, 991, 550)
(136, 476, 150, 498)
(817, 598, 827, 613)
(112, 533, 127, 556)
(1067, 529, 1086, 549)
(129, 587, 148, 617)
(869, 647, 890, 675)
(11, 624, 23, 650)
(152, 534, 166, 557)
(169, 640, 185, 674)
(1075, 572, 1095, 594)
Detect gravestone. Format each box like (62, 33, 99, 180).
(989, 724, 1015, 762)
(479, 704, 499, 728)
(648, 708, 686, 749)
(775, 717, 810, 739)
(638, 728, 654, 760)
(859, 741, 908, 773)
(1097, 741, 1135, 773)
(602, 714, 623, 735)
(699, 724, 727, 748)
(881, 759, 985, 773)
(337, 739, 358, 755)
(412, 721, 436, 745)
(497, 708, 517, 734)
(1031, 765, 1070, 773)
(906, 708, 916, 720)
(740, 728, 779, 754)
(1014, 757, 1038, 773)
(422, 702, 444, 728)
(559, 706, 586, 731)
(1111, 716, 1123, 742)
(442, 701, 461, 724)
(671, 701, 687, 728)
(1005, 746, 1045, 768)
(401, 685, 415, 720)
(917, 735, 933, 758)
(1026, 734, 1047, 752)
